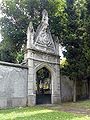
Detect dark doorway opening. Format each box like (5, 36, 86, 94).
(36, 67, 51, 104)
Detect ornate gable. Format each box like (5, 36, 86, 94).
(27, 9, 57, 54)
(34, 10, 55, 52)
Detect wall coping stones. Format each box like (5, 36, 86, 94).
(0, 61, 28, 69)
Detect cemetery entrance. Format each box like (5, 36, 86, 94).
(36, 67, 51, 104)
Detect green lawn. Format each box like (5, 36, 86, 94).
(67, 100, 90, 109)
(0, 105, 90, 120)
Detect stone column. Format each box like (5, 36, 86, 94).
(52, 57, 61, 104)
(27, 49, 36, 106)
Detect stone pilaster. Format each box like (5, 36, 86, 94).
(27, 50, 36, 106)
(52, 62, 61, 104)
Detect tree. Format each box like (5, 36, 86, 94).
(0, 0, 66, 63)
(83, 0, 90, 98)
(62, 0, 87, 102)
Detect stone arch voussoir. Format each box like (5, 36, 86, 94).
(34, 63, 55, 75)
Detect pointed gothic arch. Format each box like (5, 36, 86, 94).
(34, 63, 56, 104)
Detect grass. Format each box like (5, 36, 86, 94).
(0, 105, 90, 120)
(60, 100, 90, 109)
(70, 100, 90, 108)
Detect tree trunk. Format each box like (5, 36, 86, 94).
(73, 79, 76, 102)
(88, 80, 90, 99)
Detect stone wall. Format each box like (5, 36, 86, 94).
(0, 61, 28, 108)
(61, 76, 73, 102)
(61, 76, 89, 102)
(76, 80, 89, 100)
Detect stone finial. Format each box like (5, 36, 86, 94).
(34, 9, 56, 52)
(27, 22, 34, 48)
(41, 9, 48, 25)
(27, 22, 34, 38)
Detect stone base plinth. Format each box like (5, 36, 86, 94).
(28, 95, 36, 106)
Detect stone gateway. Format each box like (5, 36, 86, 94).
(0, 10, 61, 108)
(25, 9, 61, 105)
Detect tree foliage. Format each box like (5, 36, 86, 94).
(60, 0, 89, 102)
(0, 0, 66, 63)
(83, 0, 90, 79)
(62, 0, 87, 81)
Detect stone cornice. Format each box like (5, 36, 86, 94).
(25, 48, 60, 58)
(27, 57, 60, 65)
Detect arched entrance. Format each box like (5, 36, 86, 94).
(36, 67, 51, 104)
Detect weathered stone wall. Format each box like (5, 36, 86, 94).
(76, 80, 88, 100)
(0, 61, 28, 108)
(61, 76, 89, 102)
(61, 76, 73, 102)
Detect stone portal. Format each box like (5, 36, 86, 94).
(24, 9, 61, 105)
(36, 67, 51, 104)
